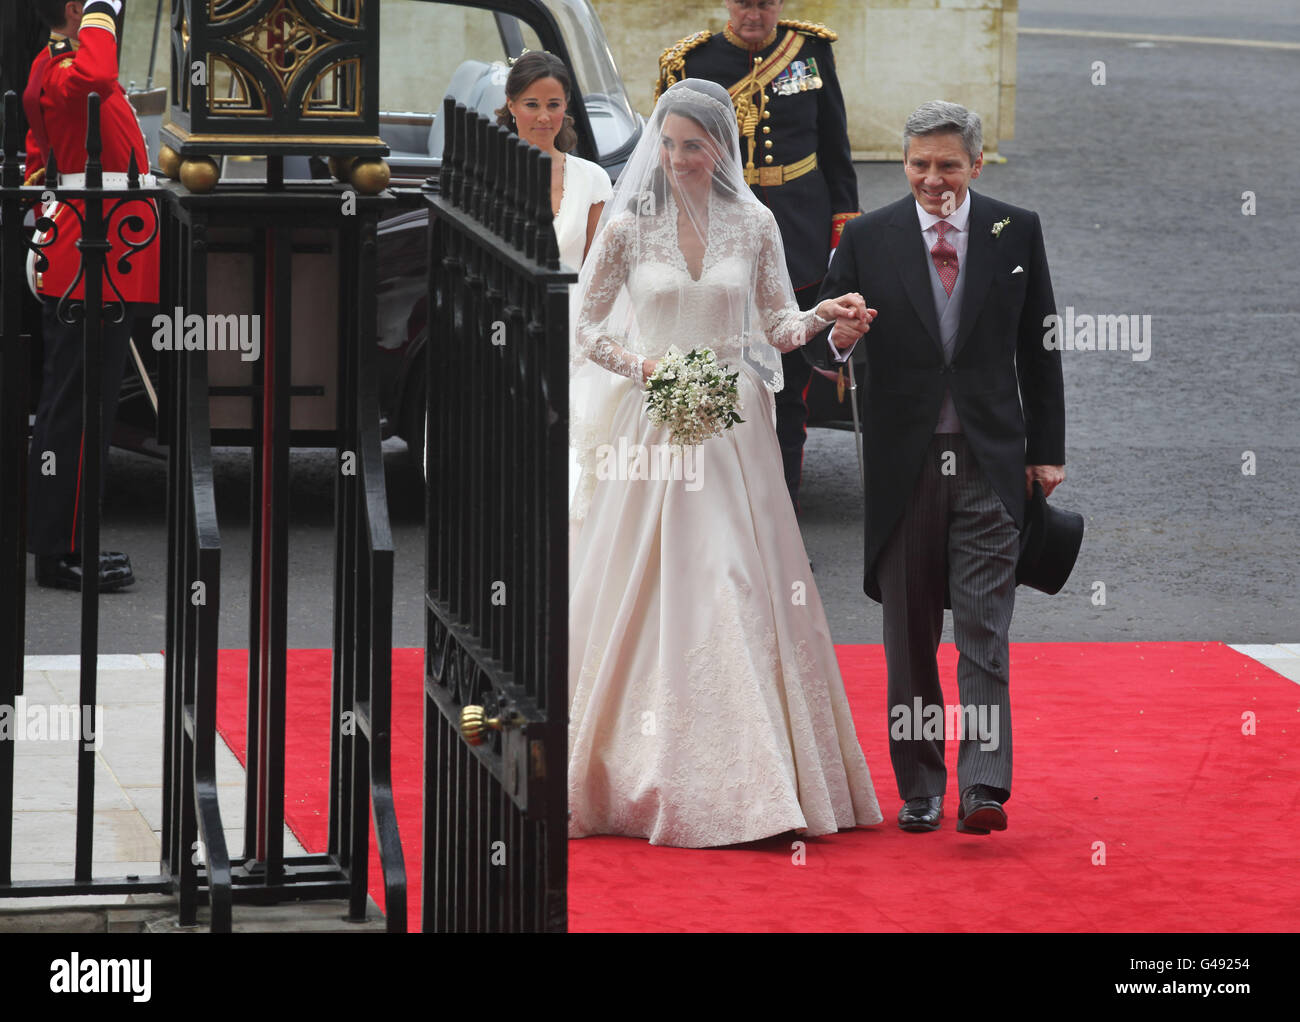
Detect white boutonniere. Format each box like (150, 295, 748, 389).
(991, 217, 1011, 238)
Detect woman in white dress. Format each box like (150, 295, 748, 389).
(495, 50, 611, 270)
(567, 79, 882, 848)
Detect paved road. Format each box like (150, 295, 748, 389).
(804, 0, 1300, 644)
(24, 1, 1300, 652)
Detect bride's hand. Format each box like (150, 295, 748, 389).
(641, 357, 659, 383)
(817, 294, 877, 349)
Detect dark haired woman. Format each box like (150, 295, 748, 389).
(496, 50, 610, 269)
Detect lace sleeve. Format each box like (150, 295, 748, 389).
(754, 212, 833, 352)
(572, 213, 643, 380)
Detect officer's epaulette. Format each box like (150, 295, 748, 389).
(48, 34, 77, 59)
(778, 19, 838, 43)
(655, 30, 712, 100)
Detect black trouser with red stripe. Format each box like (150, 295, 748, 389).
(27, 299, 134, 556)
(774, 283, 819, 514)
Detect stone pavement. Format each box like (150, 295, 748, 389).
(1227, 644, 1300, 685)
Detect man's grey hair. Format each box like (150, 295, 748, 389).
(902, 101, 983, 165)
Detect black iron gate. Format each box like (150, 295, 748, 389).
(0, 91, 175, 905)
(422, 101, 571, 932)
(1, 89, 405, 931)
(158, 180, 407, 931)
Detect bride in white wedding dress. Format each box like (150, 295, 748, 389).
(567, 79, 882, 847)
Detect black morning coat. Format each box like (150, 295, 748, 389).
(806, 190, 1066, 601)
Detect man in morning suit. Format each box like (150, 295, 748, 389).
(806, 101, 1066, 834)
(24, 0, 157, 590)
(656, 0, 860, 514)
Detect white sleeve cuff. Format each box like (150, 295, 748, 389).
(829, 336, 857, 362)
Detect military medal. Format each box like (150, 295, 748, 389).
(808, 57, 823, 89)
(771, 57, 824, 97)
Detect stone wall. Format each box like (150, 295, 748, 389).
(591, 0, 1018, 159)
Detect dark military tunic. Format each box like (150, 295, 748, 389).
(656, 19, 861, 510)
(656, 20, 859, 292)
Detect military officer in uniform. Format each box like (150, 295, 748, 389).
(656, 0, 860, 513)
(24, 0, 158, 590)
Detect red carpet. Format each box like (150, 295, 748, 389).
(215, 648, 426, 929)
(214, 643, 1300, 932)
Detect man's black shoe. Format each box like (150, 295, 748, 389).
(898, 795, 943, 832)
(35, 552, 135, 592)
(956, 784, 1007, 834)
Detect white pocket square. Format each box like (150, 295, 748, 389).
(1012, 265, 1024, 274)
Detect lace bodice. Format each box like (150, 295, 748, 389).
(572, 193, 832, 381)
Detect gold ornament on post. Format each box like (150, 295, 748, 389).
(156, 144, 182, 179)
(178, 157, 220, 193)
(160, 0, 388, 191)
(349, 158, 390, 195)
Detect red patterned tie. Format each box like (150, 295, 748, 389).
(931, 221, 958, 296)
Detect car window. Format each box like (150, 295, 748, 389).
(535, 0, 638, 161)
(382, 0, 639, 170)
(382, 2, 541, 115)
(380, 1, 542, 167)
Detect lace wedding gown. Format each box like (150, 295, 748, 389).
(568, 194, 882, 847)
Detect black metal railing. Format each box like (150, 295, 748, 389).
(422, 101, 571, 933)
(159, 175, 406, 930)
(160, 232, 233, 927)
(330, 213, 407, 928)
(0, 90, 173, 904)
(2, 86, 405, 930)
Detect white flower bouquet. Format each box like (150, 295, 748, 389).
(643, 346, 744, 447)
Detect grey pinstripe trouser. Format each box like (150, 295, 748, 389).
(877, 433, 1018, 803)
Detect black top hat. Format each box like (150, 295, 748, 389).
(1017, 482, 1084, 595)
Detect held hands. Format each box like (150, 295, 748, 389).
(1026, 464, 1065, 498)
(817, 293, 877, 350)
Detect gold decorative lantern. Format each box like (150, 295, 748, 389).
(159, 0, 388, 191)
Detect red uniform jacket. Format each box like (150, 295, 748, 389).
(21, 43, 52, 185)
(24, 21, 158, 303)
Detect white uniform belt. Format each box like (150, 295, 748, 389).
(25, 173, 158, 298)
(57, 172, 158, 189)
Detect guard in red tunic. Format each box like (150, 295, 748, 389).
(24, 0, 158, 590)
